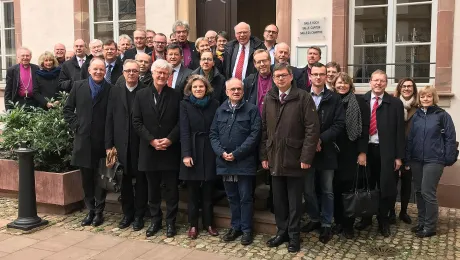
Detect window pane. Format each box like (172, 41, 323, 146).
(5, 29, 15, 55)
(395, 45, 431, 83)
(397, 0, 431, 3)
(94, 23, 114, 42)
(352, 46, 387, 83)
(119, 0, 136, 21)
(6, 56, 15, 67)
(3, 2, 14, 28)
(94, 0, 113, 22)
(355, 0, 387, 6)
(354, 7, 388, 45)
(119, 22, 136, 38)
(396, 4, 431, 43)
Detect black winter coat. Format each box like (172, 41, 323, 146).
(80, 58, 123, 84)
(223, 36, 264, 79)
(363, 91, 405, 198)
(179, 97, 219, 181)
(406, 106, 457, 166)
(209, 101, 261, 175)
(191, 67, 227, 104)
(33, 69, 61, 108)
(4, 63, 39, 110)
(63, 79, 113, 168)
(58, 56, 87, 92)
(305, 87, 345, 170)
(132, 86, 181, 172)
(335, 95, 370, 181)
(188, 52, 224, 75)
(122, 47, 153, 61)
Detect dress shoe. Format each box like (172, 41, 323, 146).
(301, 221, 321, 233)
(118, 215, 134, 229)
(166, 224, 177, 238)
(331, 224, 343, 234)
(411, 224, 424, 233)
(207, 226, 219, 236)
(222, 228, 243, 242)
(266, 235, 289, 247)
(416, 229, 436, 238)
(132, 217, 144, 231)
(343, 227, 355, 239)
(81, 212, 95, 226)
(241, 232, 253, 246)
(287, 237, 300, 253)
(188, 227, 198, 239)
(319, 227, 333, 244)
(92, 213, 104, 227)
(399, 213, 412, 224)
(378, 222, 391, 237)
(388, 213, 397, 225)
(146, 222, 162, 237)
(355, 219, 372, 231)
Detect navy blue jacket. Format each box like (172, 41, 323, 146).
(406, 106, 457, 166)
(209, 100, 261, 175)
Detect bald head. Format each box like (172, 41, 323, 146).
(74, 39, 86, 58)
(135, 52, 152, 74)
(234, 22, 251, 45)
(65, 50, 75, 61)
(274, 42, 291, 64)
(205, 30, 217, 47)
(54, 43, 66, 62)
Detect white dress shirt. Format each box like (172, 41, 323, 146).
(77, 56, 86, 68)
(232, 41, 250, 80)
(369, 92, 384, 144)
(171, 64, 181, 89)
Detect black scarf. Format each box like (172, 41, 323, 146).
(36, 67, 61, 80)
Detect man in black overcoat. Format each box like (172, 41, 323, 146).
(106, 59, 147, 231)
(58, 39, 88, 92)
(80, 40, 123, 84)
(63, 57, 113, 227)
(132, 59, 182, 238)
(355, 70, 405, 237)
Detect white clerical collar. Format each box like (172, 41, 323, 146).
(126, 83, 138, 92)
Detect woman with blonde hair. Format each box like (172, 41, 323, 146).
(33, 51, 61, 109)
(406, 85, 457, 237)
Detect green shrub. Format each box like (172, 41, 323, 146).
(0, 92, 75, 172)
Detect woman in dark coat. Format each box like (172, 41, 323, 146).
(33, 51, 61, 109)
(191, 50, 226, 104)
(389, 78, 418, 224)
(188, 37, 223, 74)
(180, 74, 220, 239)
(331, 72, 370, 239)
(407, 86, 457, 238)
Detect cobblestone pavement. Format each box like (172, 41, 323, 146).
(1, 197, 460, 260)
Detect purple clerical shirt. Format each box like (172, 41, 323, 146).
(181, 42, 192, 67)
(18, 64, 33, 97)
(257, 73, 272, 115)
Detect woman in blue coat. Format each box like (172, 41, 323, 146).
(406, 86, 457, 238)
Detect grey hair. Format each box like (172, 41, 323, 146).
(89, 39, 103, 48)
(225, 77, 243, 89)
(151, 59, 172, 74)
(17, 46, 32, 56)
(234, 22, 251, 31)
(118, 34, 132, 44)
(274, 42, 290, 53)
(172, 20, 190, 33)
(135, 53, 152, 62)
(123, 59, 140, 70)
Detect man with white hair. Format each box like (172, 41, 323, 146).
(123, 30, 153, 61)
(172, 20, 197, 67)
(89, 39, 104, 58)
(223, 22, 263, 81)
(118, 34, 133, 60)
(5, 47, 39, 110)
(132, 59, 182, 238)
(205, 30, 218, 52)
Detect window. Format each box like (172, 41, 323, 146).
(0, 1, 15, 81)
(89, 0, 136, 42)
(349, 0, 437, 85)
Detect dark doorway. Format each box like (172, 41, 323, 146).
(196, 0, 276, 39)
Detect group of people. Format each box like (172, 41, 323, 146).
(4, 19, 457, 253)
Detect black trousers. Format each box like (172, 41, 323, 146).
(80, 167, 107, 214)
(146, 171, 179, 225)
(391, 167, 412, 214)
(187, 180, 215, 228)
(120, 157, 148, 218)
(362, 144, 394, 224)
(333, 179, 355, 229)
(272, 176, 304, 239)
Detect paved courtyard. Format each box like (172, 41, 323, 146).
(0, 197, 459, 260)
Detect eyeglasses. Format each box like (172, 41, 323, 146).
(402, 85, 413, 89)
(136, 60, 150, 64)
(200, 58, 213, 62)
(175, 30, 188, 35)
(264, 30, 278, 34)
(103, 48, 116, 52)
(311, 73, 326, 78)
(255, 59, 270, 65)
(372, 79, 387, 83)
(154, 41, 167, 45)
(229, 88, 243, 92)
(124, 69, 139, 74)
(273, 73, 290, 80)
(154, 70, 169, 76)
(134, 37, 145, 40)
(236, 31, 249, 36)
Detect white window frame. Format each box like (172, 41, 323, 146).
(89, 0, 136, 41)
(348, 0, 438, 88)
(0, 0, 15, 82)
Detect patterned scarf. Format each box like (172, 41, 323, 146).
(399, 95, 415, 121)
(341, 92, 362, 141)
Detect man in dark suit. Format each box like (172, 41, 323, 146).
(223, 22, 264, 81)
(356, 70, 405, 237)
(4, 47, 39, 110)
(172, 20, 197, 68)
(59, 39, 88, 92)
(165, 44, 192, 95)
(81, 40, 123, 84)
(63, 57, 113, 227)
(123, 30, 153, 61)
(263, 24, 278, 65)
(296, 47, 322, 90)
(135, 53, 153, 86)
(106, 59, 147, 231)
(132, 59, 182, 238)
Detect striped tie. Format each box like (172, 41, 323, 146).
(369, 96, 379, 136)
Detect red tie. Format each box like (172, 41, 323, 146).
(167, 70, 175, 88)
(235, 45, 246, 80)
(369, 96, 379, 136)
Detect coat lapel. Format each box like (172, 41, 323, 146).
(149, 86, 160, 115)
(175, 67, 184, 89)
(93, 81, 109, 106)
(158, 87, 170, 121)
(120, 85, 128, 112)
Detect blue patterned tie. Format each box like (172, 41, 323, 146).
(105, 64, 113, 83)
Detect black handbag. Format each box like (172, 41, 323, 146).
(342, 166, 380, 218)
(97, 158, 124, 192)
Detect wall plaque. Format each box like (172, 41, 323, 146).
(298, 18, 326, 40)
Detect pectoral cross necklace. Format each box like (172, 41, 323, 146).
(20, 67, 32, 97)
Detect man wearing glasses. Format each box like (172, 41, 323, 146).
(205, 30, 218, 52)
(301, 62, 345, 244)
(123, 30, 153, 61)
(81, 40, 123, 85)
(263, 24, 279, 65)
(135, 53, 153, 86)
(152, 33, 168, 61)
(106, 59, 147, 231)
(172, 20, 197, 67)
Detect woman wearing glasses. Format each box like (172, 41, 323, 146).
(191, 50, 226, 104)
(188, 37, 223, 74)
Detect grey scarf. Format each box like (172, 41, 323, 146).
(342, 92, 362, 141)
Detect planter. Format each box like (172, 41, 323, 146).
(0, 159, 84, 214)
